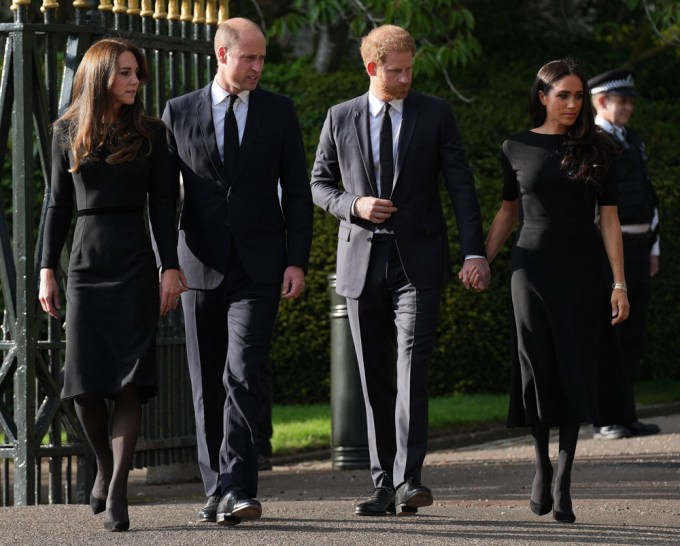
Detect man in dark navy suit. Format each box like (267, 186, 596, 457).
(163, 17, 313, 526)
(311, 24, 489, 517)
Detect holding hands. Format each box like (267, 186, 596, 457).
(458, 258, 491, 292)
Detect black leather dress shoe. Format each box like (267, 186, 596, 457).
(355, 486, 395, 516)
(216, 487, 262, 525)
(198, 492, 221, 523)
(626, 420, 661, 436)
(394, 478, 433, 516)
(593, 425, 631, 440)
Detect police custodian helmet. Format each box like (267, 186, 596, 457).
(588, 68, 637, 96)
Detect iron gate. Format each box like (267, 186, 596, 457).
(0, 0, 226, 506)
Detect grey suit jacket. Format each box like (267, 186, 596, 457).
(163, 84, 313, 290)
(310, 91, 485, 299)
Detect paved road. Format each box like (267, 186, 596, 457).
(1, 413, 679, 545)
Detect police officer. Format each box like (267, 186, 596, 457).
(589, 68, 660, 439)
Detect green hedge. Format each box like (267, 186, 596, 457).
(259, 30, 680, 404)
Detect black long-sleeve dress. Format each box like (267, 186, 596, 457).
(502, 130, 635, 427)
(41, 121, 179, 401)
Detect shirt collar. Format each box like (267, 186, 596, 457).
(211, 80, 250, 107)
(368, 90, 404, 117)
(595, 114, 621, 136)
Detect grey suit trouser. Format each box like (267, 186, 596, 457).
(346, 236, 442, 489)
(182, 249, 279, 499)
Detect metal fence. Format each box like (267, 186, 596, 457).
(0, 0, 224, 506)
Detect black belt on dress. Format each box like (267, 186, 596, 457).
(76, 206, 143, 217)
(621, 231, 651, 240)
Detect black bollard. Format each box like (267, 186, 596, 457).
(328, 274, 370, 470)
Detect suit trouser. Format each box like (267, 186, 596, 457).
(182, 250, 280, 498)
(346, 236, 442, 489)
(617, 233, 652, 380)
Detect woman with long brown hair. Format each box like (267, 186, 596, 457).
(39, 38, 185, 531)
(480, 58, 630, 523)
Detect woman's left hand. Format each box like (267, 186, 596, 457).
(159, 268, 189, 316)
(610, 288, 630, 325)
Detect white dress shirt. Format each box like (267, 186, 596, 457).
(211, 80, 249, 161)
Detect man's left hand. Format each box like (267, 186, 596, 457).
(281, 266, 305, 299)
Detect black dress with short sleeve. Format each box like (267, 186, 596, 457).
(501, 130, 634, 427)
(41, 121, 179, 401)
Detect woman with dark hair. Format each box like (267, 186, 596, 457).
(38, 38, 186, 531)
(479, 58, 629, 523)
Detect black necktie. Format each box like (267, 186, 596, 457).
(614, 126, 630, 150)
(379, 103, 394, 199)
(223, 94, 239, 178)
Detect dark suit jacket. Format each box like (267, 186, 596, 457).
(163, 84, 313, 290)
(310, 91, 485, 299)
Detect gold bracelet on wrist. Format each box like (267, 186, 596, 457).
(612, 282, 628, 292)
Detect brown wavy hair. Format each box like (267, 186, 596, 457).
(57, 37, 154, 172)
(529, 57, 613, 186)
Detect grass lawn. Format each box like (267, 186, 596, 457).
(271, 379, 680, 456)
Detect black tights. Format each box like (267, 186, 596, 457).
(74, 385, 141, 523)
(530, 422, 580, 514)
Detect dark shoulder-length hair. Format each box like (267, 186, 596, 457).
(529, 57, 613, 185)
(57, 37, 154, 172)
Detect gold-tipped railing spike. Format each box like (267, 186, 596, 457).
(153, 0, 167, 20)
(167, 0, 180, 21)
(205, 0, 217, 25)
(40, 0, 60, 12)
(217, 0, 228, 24)
(113, 0, 127, 14)
(140, 0, 153, 16)
(180, 0, 192, 22)
(98, 0, 113, 12)
(128, 0, 141, 16)
(193, 0, 205, 24)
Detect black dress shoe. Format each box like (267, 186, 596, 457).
(216, 487, 262, 525)
(355, 486, 395, 516)
(198, 492, 222, 523)
(593, 425, 631, 440)
(394, 478, 433, 516)
(626, 421, 661, 436)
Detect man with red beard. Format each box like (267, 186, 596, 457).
(311, 25, 489, 517)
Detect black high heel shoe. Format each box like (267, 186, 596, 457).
(530, 497, 553, 516)
(104, 519, 130, 532)
(90, 494, 106, 515)
(104, 500, 129, 532)
(553, 509, 576, 523)
(530, 465, 553, 516)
